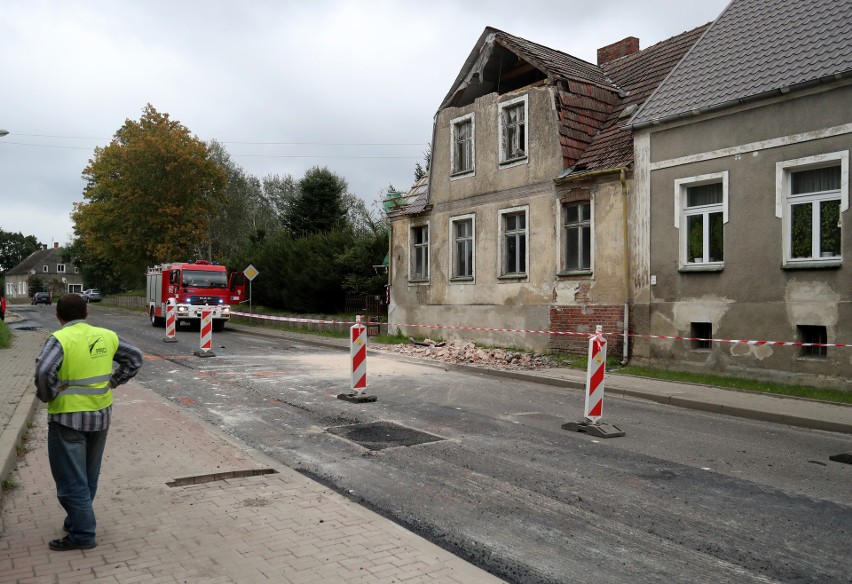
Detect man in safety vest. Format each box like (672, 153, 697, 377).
(34, 293, 143, 551)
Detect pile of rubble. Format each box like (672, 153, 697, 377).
(376, 338, 557, 370)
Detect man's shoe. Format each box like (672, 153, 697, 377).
(49, 536, 96, 551)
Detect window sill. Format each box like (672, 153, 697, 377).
(449, 276, 474, 283)
(407, 278, 430, 285)
(557, 270, 592, 277)
(498, 273, 527, 281)
(782, 259, 841, 270)
(499, 156, 528, 167)
(678, 263, 724, 273)
(450, 170, 474, 179)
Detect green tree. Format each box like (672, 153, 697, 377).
(251, 228, 355, 313)
(413, 143, 431, 182)
(283, 167, 349, 236)
(0, 230, 42, 272)
(262, 173, 298, 227)
(206, 140, 279, 263)
(340, 195, 389, 297)
(71, 104, 227, 288)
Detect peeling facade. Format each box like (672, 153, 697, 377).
(388, 26, 705, 358)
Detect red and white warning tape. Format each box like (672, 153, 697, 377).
(230, 311, 849, 348)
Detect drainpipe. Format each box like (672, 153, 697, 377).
(619, 168, 630, 366)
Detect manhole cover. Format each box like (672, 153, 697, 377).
(327, 421, 443, 450)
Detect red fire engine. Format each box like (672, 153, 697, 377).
(146, 260, 246, 332)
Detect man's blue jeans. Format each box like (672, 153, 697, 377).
(47, 422, 108, 545)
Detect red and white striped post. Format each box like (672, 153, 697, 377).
(562, 325, 624, 438)
(194, 309, 216, 358)
(163, 298, 177, 343)
(338, 315, 377, 403)
(352, 315, 367, 392)
(584, 325, 606, 422)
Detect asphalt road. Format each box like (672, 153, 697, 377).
(13, 304, 852, 583)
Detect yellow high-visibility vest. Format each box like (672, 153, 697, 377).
(47, 322, 119, 414)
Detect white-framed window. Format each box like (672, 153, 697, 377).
(57, 264, 66, 273)
(499, 95, 528, 166)
(776, 151, 847, 266)
(42, 264, 48, 273)
(450, 113, 475, 177)
(498, 206, 528, 277)
(562, 200, 592, 273)
(674, 171, 728, 268)
(449, 214, 475, 281)
(409, 223, 430, 282)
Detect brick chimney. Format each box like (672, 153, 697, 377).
(54, 242, 59, 249)
(597, 37, 640, 65)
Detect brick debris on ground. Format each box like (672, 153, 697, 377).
(377, 339, 557, 370)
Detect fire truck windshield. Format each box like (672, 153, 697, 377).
(181, 270, 228, 289)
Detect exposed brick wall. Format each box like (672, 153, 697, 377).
(597, 37, 640, 65)
(548, 305, 627, 356)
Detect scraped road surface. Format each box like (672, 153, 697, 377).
(16, 305, 852, 583)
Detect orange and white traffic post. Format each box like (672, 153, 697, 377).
(194, 309, 216, 358)
(338, 315, 377, 403)
(562, 325, 624, 438)
(163, 298, 177, 343)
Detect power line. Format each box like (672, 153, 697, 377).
(0, 140, 91, 150)
(0, 141, 420, 159)
(7, 133, 425, 147)
(231, 154, 420, 159)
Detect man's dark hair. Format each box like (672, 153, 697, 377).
(57, 294, 88, 322)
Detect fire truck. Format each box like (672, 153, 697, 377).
(146, 260, 246, 332)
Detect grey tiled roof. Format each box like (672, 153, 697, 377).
(5, 247, 64, 276)
(631, 0, 852, 127)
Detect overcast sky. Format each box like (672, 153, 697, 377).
(0, 0, 730, 247)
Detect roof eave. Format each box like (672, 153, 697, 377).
(629, 71, 852, 130)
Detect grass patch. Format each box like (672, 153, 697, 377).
(372, 332, 414, 345)
(0, 320, 10, 349)
(549, 353, 623, 370)
(618, 365, 852, 405)
(1, 479, 18, 491)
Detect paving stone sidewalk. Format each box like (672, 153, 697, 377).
(0, 371, 504, 583)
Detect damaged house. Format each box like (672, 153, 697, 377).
(386, 25, 707, 360)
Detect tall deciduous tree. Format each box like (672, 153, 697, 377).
(71, 104, 227, 287)
(0, 230, 42, 273)
(262, 173, 298, 227)
(206, 140, 278, 263)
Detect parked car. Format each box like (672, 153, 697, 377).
(31, 292, 51, 305)
(83, 289, 102, 303)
